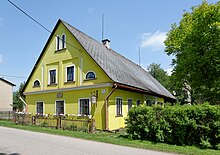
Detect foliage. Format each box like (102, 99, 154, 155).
(13, 82, 26, 111)
(147, 63, 173, 93)
(164, 1, 220, 104)
(126, 104, 220, 149)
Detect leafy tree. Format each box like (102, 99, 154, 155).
(147, 63, 172, 93)
(164, 1, 220, 104)
(13, 82, 26, 111)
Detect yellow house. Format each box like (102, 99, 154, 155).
(23, 19, 175, 131)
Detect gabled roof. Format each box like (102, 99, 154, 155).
(23, 19, 175, 101)
(0, 77, 16, 86)
(62, 20, 175, 100)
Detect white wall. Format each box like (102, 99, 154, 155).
(0, 80, 13, 111)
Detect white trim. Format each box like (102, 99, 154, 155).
(85, 70, 96, 80)
(48, 68, 57, 85)
(36, 101, 44, 115)
(24, 83, 113, 95)
(62, 33, 66, 49)
(116, 97, 123, 116)
(55, 100, 65, 115)
(78, 98, 91, 115)
(65, 64, 75, 82)
(56, 35, 60, 51)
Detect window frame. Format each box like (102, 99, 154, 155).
(116, 97, 123, 116)
(33, 79, 41, 87)
(55, 100, 65, 115)
(48, 68, 57, 85)
(85, 71, 96, 80)
(78, 98, 90, 116)
(56, 35, 60, 51)
(65, 65, 75, 82)
(62, 34, 66, 49)
(127, 98, 133, 111)
(36, 101, 44, 115)
(136, 99, 141, 106)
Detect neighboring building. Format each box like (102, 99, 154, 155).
(0, 77, 15, 111)
(23, 19, 175, 130)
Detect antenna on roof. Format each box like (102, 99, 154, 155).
(139, 46, 141, 66)
(102, 14, 104, 41)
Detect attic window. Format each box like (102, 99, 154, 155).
(33, 80, 40, 87)
(56, 34, 66, 51)
(85, 71, 96, 80)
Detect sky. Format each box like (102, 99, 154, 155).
(0, 0, 218, 91)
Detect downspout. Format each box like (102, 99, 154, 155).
(104, 83, 117, 131)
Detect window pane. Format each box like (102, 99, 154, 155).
(136, 100, 140, 106)
(62, 34, 66, 49)
(50, 70, 56, 84)
(86, 72, 95, 79)
(116, 98, 122, 115)
(67, 66, 74, 81)
(128, 99, 132, 111)
(80, 99, 90, 115)
(36, 102, 43, 114)
(56, 101, 64, 115)
(57, 36, 60, 50)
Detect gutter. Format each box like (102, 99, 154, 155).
(104, 83, 118, 131)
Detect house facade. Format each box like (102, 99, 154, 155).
(0, 77, 15, 111)
(23, 19, 175, 130)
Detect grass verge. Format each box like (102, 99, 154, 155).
(0, 120, 219, 155)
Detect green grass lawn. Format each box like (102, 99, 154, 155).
(0, 120, 219, 155)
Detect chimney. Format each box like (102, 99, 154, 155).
(102, 39, 111, 49)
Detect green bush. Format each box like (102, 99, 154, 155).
(126, 103, 220, 149)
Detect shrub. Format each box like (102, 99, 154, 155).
(126, 103, 220, 149)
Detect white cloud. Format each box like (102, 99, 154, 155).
(165, 68, 173, 76)
(140, 31, 167, 51)
(0, 54, 3, 64)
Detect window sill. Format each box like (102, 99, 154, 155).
(115, 115, 123, 117)
(84, 78, 97, 81)
(55, 48, 66, 52)
(47, 83, 57, 86)
(64, 81, 76, 84)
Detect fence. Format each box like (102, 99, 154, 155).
(0, 111, 95, 133)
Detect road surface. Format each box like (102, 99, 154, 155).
(0, 126, 178, 155)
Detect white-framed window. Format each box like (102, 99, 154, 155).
(116, 98, 123, 116)
(66, 65, 75, 82)
(128, 99, 132, 111)
(79, 98, 90, 115)
(36, 101, 44, 115)
(55, 100, 65, 115)
(56, 35, 61, 51)
(85, 71, 96, 80)
(56, 34, 66, 51)
(49, 69, 57, 85)
(136, 99, 140, 106)
(62, 34, 66, 49)
(33, 80, 40, 87)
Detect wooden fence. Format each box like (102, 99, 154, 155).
(0, 111, 95, 133)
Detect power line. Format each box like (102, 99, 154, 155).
(0, 74, 27, 79)
(7, 0, 81, 52)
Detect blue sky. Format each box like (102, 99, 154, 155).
(0, 0, 218, 91)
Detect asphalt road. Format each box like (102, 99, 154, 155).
(0, 126, 177, 155)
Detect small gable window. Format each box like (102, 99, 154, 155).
(56, 34, 66, 51)
(85, 71, 96, 80)
(62, 34, 66, 49)
(33, 80, 40, 87)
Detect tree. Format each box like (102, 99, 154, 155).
(147, 63, 172, 93)
(164, 1, 220, 104)
(13, 82, 26, 111)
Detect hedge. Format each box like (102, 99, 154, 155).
(125, 103, 220, 149)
